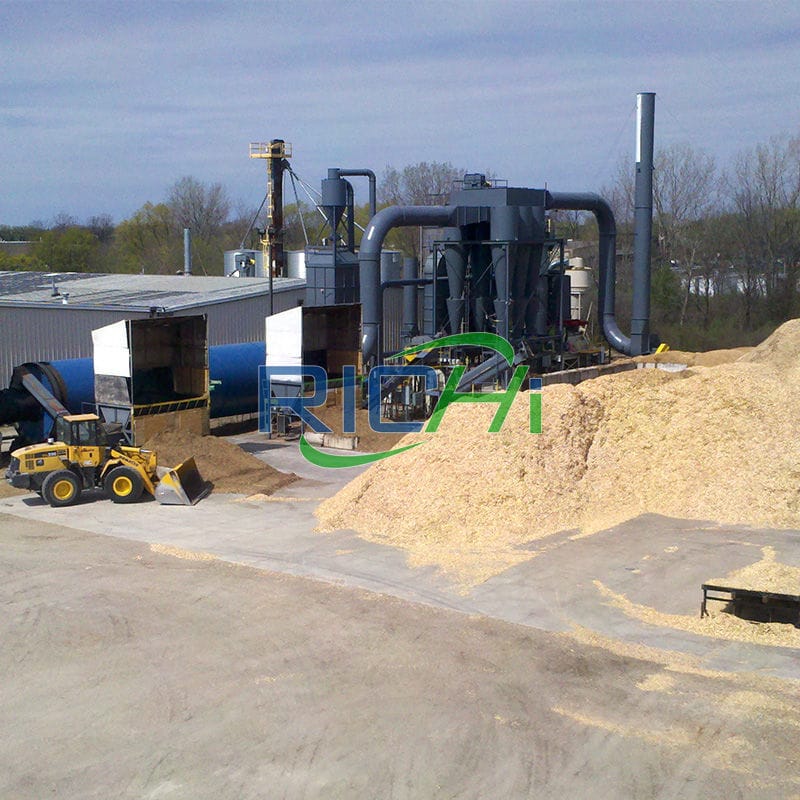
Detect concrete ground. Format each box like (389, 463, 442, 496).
(2, 433, 800, 798)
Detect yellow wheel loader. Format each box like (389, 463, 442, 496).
(5, 413, 208, 507)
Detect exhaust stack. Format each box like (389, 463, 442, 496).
(630, 91, 655, 355)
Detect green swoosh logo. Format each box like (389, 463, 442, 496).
(299, 434, 425, 468)
(395, 332, 515, 366)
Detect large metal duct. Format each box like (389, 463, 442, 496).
(544, 191, 630, 354)
(332, 168, 377, 219)
(490, 205, 517, 342)
(402, 256, 420, 338)
(545, 93, 655, 356)
(359, 205, 457, 366)
(631, 92, 655, 356)
(183, 228, 192, 276)
(442, 227, 466, 335)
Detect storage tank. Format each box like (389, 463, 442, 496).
(224, 249, 265, 278)
(285, 250, 306, 280)
(208, 342, 265, 418)
(565, 257, 592, 320)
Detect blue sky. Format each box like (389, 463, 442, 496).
(1, 0, 798, 226)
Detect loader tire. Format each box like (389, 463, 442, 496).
(105, 466, 144, 504)
(42, 470, 81, 508)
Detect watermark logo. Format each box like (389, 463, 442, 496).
(259, 333, 542, 467)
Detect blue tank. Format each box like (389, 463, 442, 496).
(208, 342, 265, 418)
(4, 342, 267, 444)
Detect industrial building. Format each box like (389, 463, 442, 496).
(0, 271, 304, 385)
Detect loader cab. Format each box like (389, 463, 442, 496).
(54, 414, 107, 448)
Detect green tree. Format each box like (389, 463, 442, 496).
(0, 251, 46, 271)
(167, 176, 230, 274)
(33, 227, 100, 272)
(114, 202, 178, 274)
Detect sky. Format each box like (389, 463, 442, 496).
(1, 0, 799, 227)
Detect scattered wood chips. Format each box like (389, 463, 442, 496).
(709, 546, 800, 595)
(594, 578, 800, 649)
(635, 347, 753, 367)
(143, 429, 297, 495)
(317, 319, 800, 587)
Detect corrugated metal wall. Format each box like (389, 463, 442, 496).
(0, 287, 304, 385)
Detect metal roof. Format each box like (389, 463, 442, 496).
(0, 271, 306, 312)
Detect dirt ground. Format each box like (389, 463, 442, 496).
(2, 512, 799, 800)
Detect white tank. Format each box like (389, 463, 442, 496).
(565, 259, 592, 320)
(285, 250, 306, 279)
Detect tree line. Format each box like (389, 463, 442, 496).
(1, 137, 798, 350)
(596, 133, 800, 349)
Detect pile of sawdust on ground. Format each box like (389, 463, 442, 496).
(594, 578, 800, 649)
(709, 546, 800, 595)
(738, 318, 800, 371)
(143, 429, 296, 495)
(635, 347, 753, 367)
(235, 494, 313, 504)
(317, 319, 800, 588)
(149, 543, 217, 561)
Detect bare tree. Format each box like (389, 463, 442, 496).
(86, 214, 115, 244)
(165, 177, 232, 274)
(613, 144, 719, 326)
(379, 162, 466, 258)
(167, 176, 231, 243)
(379, 161, 464, 206)
(725, 134, 800, 322)
(51, 212, 77, 230)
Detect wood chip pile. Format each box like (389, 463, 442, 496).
(317, 320, 800, 586)
(634, 347, 753, 367)
(143, 430, 296, 495)
(710, 546, 800, 596)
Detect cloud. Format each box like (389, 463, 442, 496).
(0, 0, 798, 223)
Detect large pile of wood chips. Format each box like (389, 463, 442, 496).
(144, 429, 296, 496)
(317, 320, 800, 587)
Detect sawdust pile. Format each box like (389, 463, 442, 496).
(318, 320, 800, 586)
(710, 546, 800, 596)
(149, 543, 217, 561)
(143, 430, 296, 495)
(595, 578, 800, 649)
(635, 347, 752, 367)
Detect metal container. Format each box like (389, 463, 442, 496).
(285, 250, 306, 280)
(208, 342, 265, 418)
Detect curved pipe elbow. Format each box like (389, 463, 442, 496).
(545, 191, 631, 356)
(360, 205, 457, 365)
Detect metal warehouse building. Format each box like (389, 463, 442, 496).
(0, 271, 305, 383)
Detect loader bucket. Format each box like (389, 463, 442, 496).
(154, 457, 210, 506)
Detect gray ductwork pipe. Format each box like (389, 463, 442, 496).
(183, 228, 192, 276)
(442, 227, 466, 335)
(335, 168, 378, 219)
(545, 192, 631, 355)
(630, 91, 655, 355)
(490, 205, 518, 341)
(359, 205, 457, 366)
(402, 257, 419, 337)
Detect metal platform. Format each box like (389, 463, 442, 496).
(701, 583, 800, 627)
